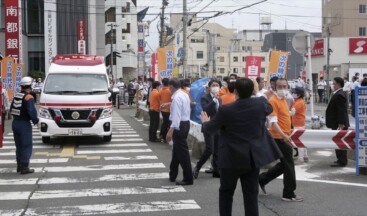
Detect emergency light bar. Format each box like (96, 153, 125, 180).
(52, 54, 104, 66)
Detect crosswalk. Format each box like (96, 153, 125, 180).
(0, 113, 200, 215)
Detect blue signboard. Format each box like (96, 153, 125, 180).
(355, 86, 367, 175)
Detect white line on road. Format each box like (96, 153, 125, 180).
(0, 158, 69, 164)
(114, 128, 135, 131)
(0, 172, 169, 185)
(104, 155, 158, 160)
(1, 145, 60, 150)
(3, 140, 42, 144)
(110, 138, 143, 142)
(111, 131, 137, 134)
(0, 210, 23, 216)
(3, 136, 42, 140)
(0, 186, 186, 200)
(22, 200, 200, 215)
(78, 143, 147, 148)
(76, 148, 151, 154)
(111, 134, 140, 137)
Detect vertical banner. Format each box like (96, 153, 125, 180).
(267, 50, 289, 81)
(138, 23, 145, 77)
(77, 20, 86, 55)
(1, 57, 14, 101)
(151, 53, 157, 79)
(245, 56, 262, 79)
(5, 0, 20, 62)
(44, 0, 57, 74)
(355, 86, 367, 175)
(13, 63, 23, 95)
(157, 47, 174, 81)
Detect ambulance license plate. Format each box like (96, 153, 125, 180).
(68, 129, 83, 136)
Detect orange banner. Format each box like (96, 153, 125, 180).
(1, 57, 14, 101)
(157, 47, 174, 81)
(13, 63, 23, 96)
(267, 50, 289, 82)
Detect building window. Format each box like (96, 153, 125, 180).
(27, 0, 44, 34)
(105, 7, 116, 22)
(0, 0, 4, 29)
(242, 56, 246, 62)
(217, 47, 221, 51)
(360, 27, 366, 36)
(220, 68, 225, 74)
(196, 51, 204, 59)
(122, 23, 131, 33)
(105, 52, 117, 66)
(126, 2, 131, 12)
(233, 56, 238, 62)
(219, 56, 225, 62)
(233, 68, 238, 73)
(105, 29, 116, 45)
(360, 4, 366, 13)
(261, 68, 265, 73)
(262, 57, 265, 61)
(190, 36, 204, 43)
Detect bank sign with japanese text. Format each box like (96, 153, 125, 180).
(267, 50, 289, 80)
(4, 0, 20, 62)
(157, 47, 174, 81)
(355, 87, 367, 174)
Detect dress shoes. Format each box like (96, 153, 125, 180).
(205, 168, 213, 174)
(169, 178, 176, 182)
(259, 183, 267, 195)
(176, 180, 193, 186)
(192, 166, 200, 179)
(20, 167, 35, 175)
(330, 163, 347, 167)
(149, 139, 161, 143)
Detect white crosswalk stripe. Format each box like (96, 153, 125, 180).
(0, 115, 200, 215)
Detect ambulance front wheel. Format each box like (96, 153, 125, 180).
(42, 136, 51, 144)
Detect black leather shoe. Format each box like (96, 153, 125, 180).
(330, 163, 347, 167)
(176, 181, 193, 186)
(149, 139, 161, 143)
(205, 168, 213, 174)
(16, 165, 21, 173)
(193, 167, 200, 179)
(169, 178, 176, 182)
(212, 172, 220, 178)
(259, 183, 267, 195)
(20, 167, 35, 175)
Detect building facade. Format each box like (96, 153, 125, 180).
(322, 0, 367, 37)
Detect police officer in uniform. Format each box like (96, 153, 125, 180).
(10, 77, 39, 174)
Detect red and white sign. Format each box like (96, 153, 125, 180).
(5, 0, 20, 62)
(311, 39, 324, 57)
(319, 70, 325, 78)
(245, 56, 262, 79)
(290, 129, 355, 150)
(349, 38, 367, 55)
(78, 20, 86, 55)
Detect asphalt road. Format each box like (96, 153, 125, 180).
(0, 106, 367, 216)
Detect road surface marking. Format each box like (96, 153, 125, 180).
(0, 158, 69, 164)
(0, 186, 186, 200)
(78, 143, 147, 148)
(1, 145, 60, 150)
(110, 138, 143, 142)
(0, 172, 169, 185)
(76, 148, 152, 154)
(21, 200, 200, 215)
(104, 155, 158, 160)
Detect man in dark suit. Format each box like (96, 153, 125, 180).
(193, 80, 222, 178)
(201, 78, 282, 216)
(326, 77, 350, 167)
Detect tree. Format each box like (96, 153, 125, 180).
(28, 71, 45, 80)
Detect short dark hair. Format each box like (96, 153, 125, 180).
(162, 78, 169, 86)
(168, 78, 181, 89)
(152, 81, 161, 89)
(235, 78, 254, 99)
(334, 77, 344, 88)
(362, 78, 367, 86)
(270, 76, 279, 83)
(227, 82, 235, 93)
(352, 76, 358, 82)
(147, 78, 154, 82)
(208, 79, 222, 88)
(229, 74, 238, 79)
(180, 79, 190, 88)
(223, 76, 229, 82)
(256, 77, 264, 84)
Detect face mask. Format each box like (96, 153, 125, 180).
(276, 89, 287, 98)
(292, 93, 299, 99)
(211, 86, 220, 94)
(229, 79, 236, 83)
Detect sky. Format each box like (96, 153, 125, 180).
(137, 0, 322, 51)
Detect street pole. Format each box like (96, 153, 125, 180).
(326, 26, 331, 103)
(108, 24, 114, 80)
(160, 0, 166, 48)
(307, 33, 315, 118)
(183, 0, 188, 79)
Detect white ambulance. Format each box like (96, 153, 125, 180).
(39, 55, 113, 143)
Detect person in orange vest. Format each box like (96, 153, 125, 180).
(290, 87, 308, 164)
(159, 78, 172, 143)
(221, 82, 236, 105)
(148, 81, 161, 142)
(219, 74, 237, 97)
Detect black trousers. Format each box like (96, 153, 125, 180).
(196, 131, 219, 172)
(128, 93, 134, 105)
(318, 89, 324, 103)
(220, 168, 259, 216)
(169, 121, 193, 183)
(160, 111, 171, 140)
(148, 110, 160, 141)
(2, 111, 5, 138)
(332, 126, 348, 165)
(259, 139, 296, 198)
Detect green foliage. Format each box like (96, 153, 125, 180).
(28, 71, 45, 80)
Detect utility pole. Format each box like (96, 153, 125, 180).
(326, 26, 331, 103)
(159, 0, 168, 47)
(183, 0, 188, 78)
(108, 24, 115, 80)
